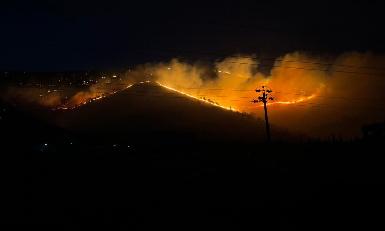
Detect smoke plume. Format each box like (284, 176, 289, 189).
(2, 51, 385, 138)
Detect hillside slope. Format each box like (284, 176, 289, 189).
(54, 83, 280, 144)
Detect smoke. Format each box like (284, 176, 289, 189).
(141, 52, 385, 138)
(1, 86, 63, 108)
(2, 51, 385, 138)
(56, 74, 138, 109)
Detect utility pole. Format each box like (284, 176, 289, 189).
(252, 86, 274, 142)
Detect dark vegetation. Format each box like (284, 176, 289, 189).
(1, 86, 384, 230)
(53, 83, 283, 143)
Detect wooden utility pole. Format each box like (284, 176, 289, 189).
(252, 86, 274, 142)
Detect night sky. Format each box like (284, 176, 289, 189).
(2, 3, 385, 227)
(2, 1, 385, 70)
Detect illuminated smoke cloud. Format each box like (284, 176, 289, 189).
(2, 52, 385, 138)
(147, 52, 385, 137)
(2, 87, 63, 108)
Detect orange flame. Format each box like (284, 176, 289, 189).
(54, 84, 134, 111)
(156, 81, 239, 111)
(55, 81, 319, 112)
(267, 94, 317, 106)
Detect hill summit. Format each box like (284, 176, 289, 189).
(54, 82, 281, 144)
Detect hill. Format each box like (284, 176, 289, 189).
(53, 82, 285, 145)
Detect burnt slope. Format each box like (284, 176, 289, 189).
(54, 83, 280, 144)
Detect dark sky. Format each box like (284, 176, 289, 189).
(1, 1, 385, 70)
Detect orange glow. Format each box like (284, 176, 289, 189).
(55, 84, 133, 110)
(54, 80, 319, 112)
(156, 81, 239, 111)
(4, 52, 383, 138)
(266, 94, 317, 106)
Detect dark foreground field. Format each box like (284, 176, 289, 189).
(1, 100, 384, 230)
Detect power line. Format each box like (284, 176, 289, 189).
(161, 86, 385, 101)
(134, 49, 385, 72)
(145, 61, 385, 78)
(224, 61, 385, 78)
(69, 85, 385, 103)
(225, 55, 385, 72)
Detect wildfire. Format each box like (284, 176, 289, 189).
(54, 84, 134, 111)
(53, 80, 319, 113)
(267, 94, 317, 106)
(155, 81, 239, 112)
(264, 85, 324, 106)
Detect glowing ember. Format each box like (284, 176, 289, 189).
(156, 81, 239, 112)
(267, 94, 317, 106)
(54, 80, 319, 112)
(54, 84, 134, 111)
